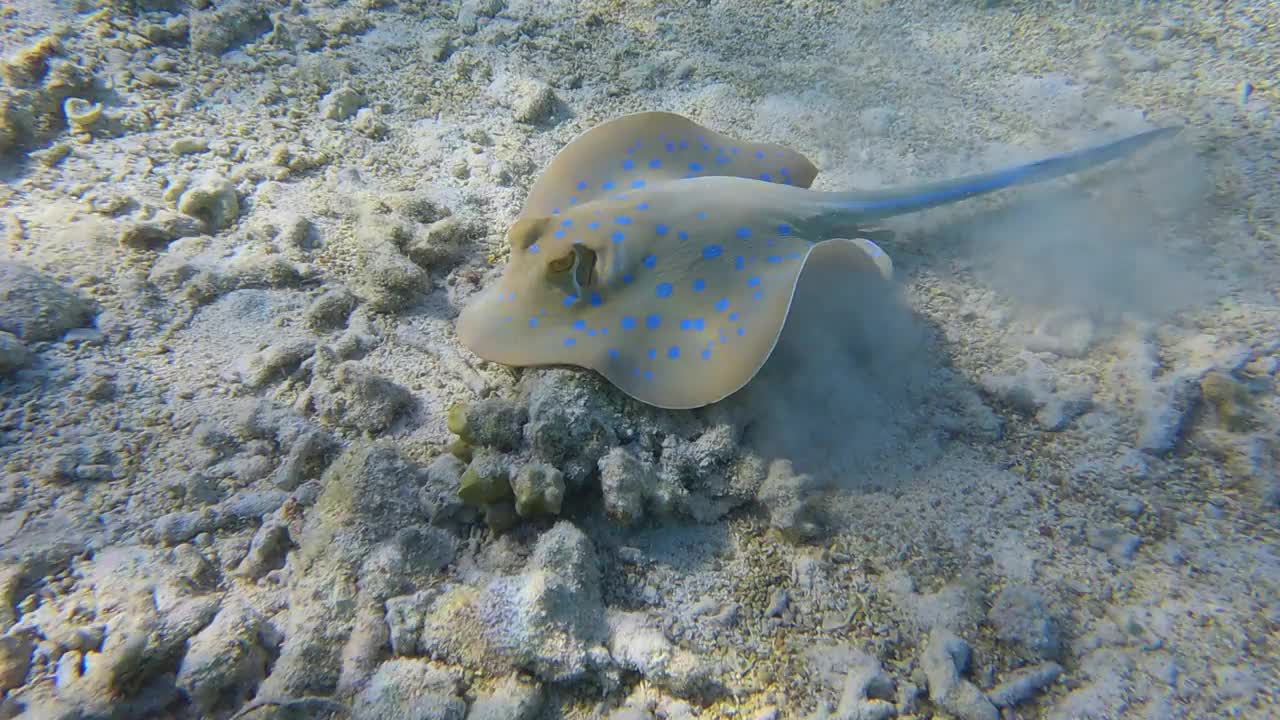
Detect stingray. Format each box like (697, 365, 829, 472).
(456, 112, 1177, 409)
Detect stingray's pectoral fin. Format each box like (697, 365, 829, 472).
(857, 227, 897, 246)
(846, 237, 894, 280)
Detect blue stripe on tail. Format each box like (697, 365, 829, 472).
(834, 125, 1179, 216)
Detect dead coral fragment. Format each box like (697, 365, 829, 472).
(1200, 370, 1256, 432)
(177, 174, 241, 232)
(2, 37, 59, 87)
(62, 97, 102, 133)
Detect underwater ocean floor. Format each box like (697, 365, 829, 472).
(0, 0, 1277, 718)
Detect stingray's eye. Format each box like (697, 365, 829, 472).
(548, 253, 574, 273)
(544, 245, 597, 302)
(572, 245, 597, 288)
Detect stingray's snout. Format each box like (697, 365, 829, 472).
(455, 288, 499, 357)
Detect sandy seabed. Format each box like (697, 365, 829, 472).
(0, 1, 1277, 718)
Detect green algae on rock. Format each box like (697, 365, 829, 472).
(512, 463, 566, 517)
(457, 449, 513, 506)
(446, 398, 527, 451)
(1199, 370, 1256, 433)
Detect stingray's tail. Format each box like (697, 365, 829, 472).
(825, 125, 1180, 221)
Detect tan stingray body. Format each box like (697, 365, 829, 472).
(456, 111, 1175, 409)
(456, 176, 886, 409)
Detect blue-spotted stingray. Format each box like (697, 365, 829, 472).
(457, 112, 1177, 409)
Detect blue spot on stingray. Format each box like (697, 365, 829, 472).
(552, 208, 560, 215)
(754, 150, 765, 159)
(648, 348, 657, 360)
(602, 181, 615, 190)
(648, 158, 661, 169)
(701, 349, 711, 360)
(636, 202, 649, 210)
(734, 256, 745, 270)
(646, 314, 661, 329)
(668, 346, 680, 359)
(692, 278, 706, 292)
(759, 172, 772, 181)
(655, 224, 668, 235)
(612, 231, 625, 243)
(677, 231, 689, 241)
(623, 274, 633, 284)
(753, 290, 764, 300)
(569, 196, 578, 204)
(528, 243, 540, 254)
(748, 276, 761, 288)
(777, 223, 792, 235)
(643, 254, 657, 268)
(608, 348, 619, 358)
(631, 180, 645, 189)
(576, 180, 588, 190)
(572, 319, 586, 331)
(622, 159, 635, 170)
(621, 316, 637, 330)
(714, 298, 729, 312)
(780, 167, 790, 176)
(693, 317, 705, 330)
(737, 327, 745, 336)
(702, 244, 722, 259)
(564, 337, 577, 346)
(601, 328, 609, 335)
(729, 312, 739, 321)
(665, 142, 675, 152)
(587, 329, 597, 336)
(589, 292, 602, 306)
(767, 255, 781, 264)
(678, 140, 688, 150)
(680, 319, 691, 331)
(696, 212, 707, 220)
(655, 282, 673, 298)
(786, 252, 802, 260)
(563, 295, 578, 306)
(615, 216, 632, 225)
(736, 227, 751, 239)
(588, 221, 600, 229)
(644, 370, 654, 380)
(528, 317, 539, 328)
(562, 219, 573, 227)
(689, 162, 703, 172)
(554, 229, 566, 239)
